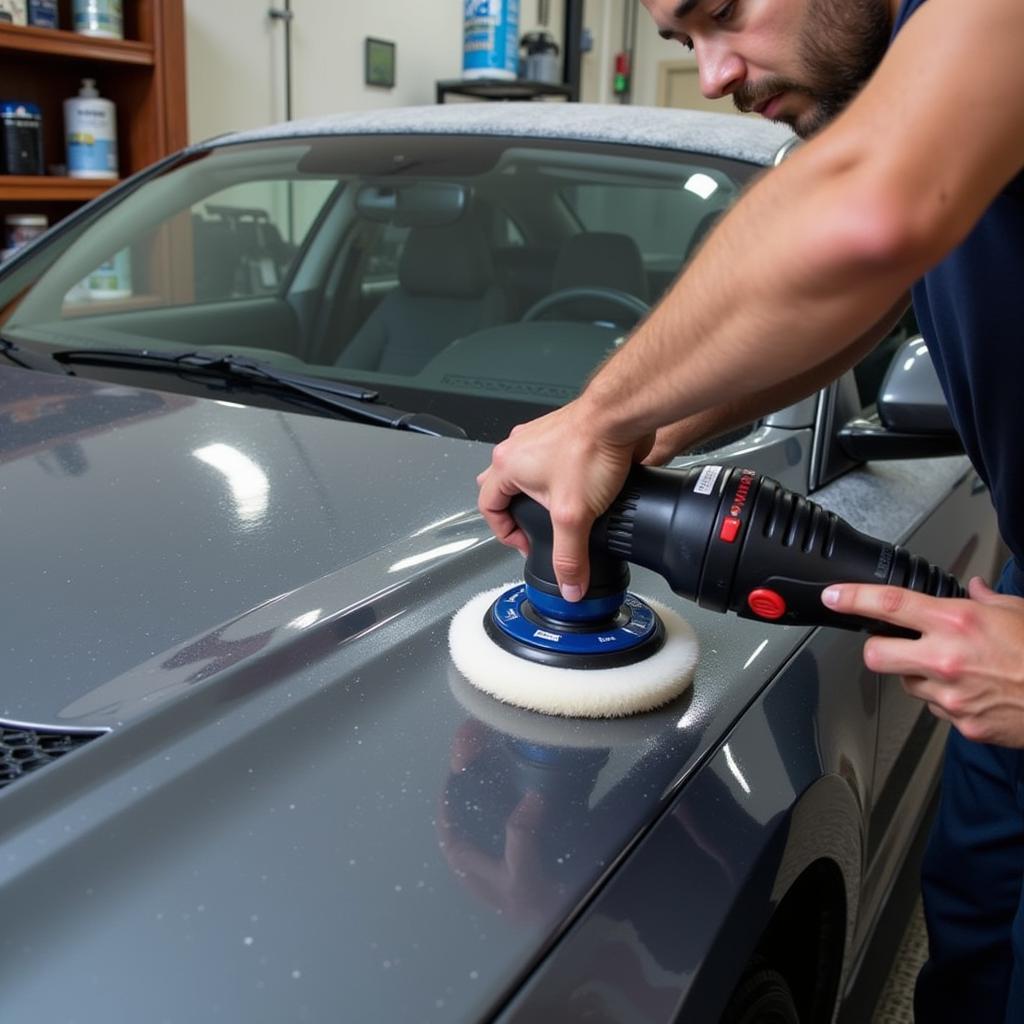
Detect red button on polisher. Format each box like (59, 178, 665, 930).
(719, 517, 741, 543)
(748, 589, 787, 620)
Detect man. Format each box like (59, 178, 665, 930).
(476, 0, 1024, 1019)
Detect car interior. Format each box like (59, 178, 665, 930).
(0, 136, 785, 440)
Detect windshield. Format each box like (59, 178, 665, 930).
(0, 134, 754, 442)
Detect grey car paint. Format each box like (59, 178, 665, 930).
(0, 105, 1003, 1022)
(0, 360, 998, 1023)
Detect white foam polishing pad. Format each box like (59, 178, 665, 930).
(448, 583, 699, 718)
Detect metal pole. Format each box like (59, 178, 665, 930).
(268, 2, 294, 121)
(268, 2, 295, 242)
(619, 0, 637, 104)
(562, 0, 584, 101)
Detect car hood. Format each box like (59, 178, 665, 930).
(0, 365, 811, 1021)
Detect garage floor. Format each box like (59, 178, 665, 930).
(872, 899, 928, 1022)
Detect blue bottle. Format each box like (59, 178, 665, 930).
(463, 0, 520, 81)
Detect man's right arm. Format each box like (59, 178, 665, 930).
(480, 0, 1024, 599)
(642, 295, 911, 464)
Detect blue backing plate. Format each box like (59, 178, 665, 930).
(489, 583, 659, 658)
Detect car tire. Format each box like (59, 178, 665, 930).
(718, 960, 800, 1024)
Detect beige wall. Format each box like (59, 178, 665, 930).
(186, 0, 568, 145)
(632, 17, 688, 107)
(186, 0, 283, 142)
(580, 0, 741, 115)
(580, 0, 619, 105)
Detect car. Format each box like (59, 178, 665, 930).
(0, 103, 1003, 1023)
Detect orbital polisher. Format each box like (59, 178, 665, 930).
(449, 464, 963, 718)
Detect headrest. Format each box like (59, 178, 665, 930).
(399, 220, 494, 298)
(552, 232, 649, 301)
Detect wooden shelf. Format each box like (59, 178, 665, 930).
(0, 1, 185, 226)
(0, 22, 154, 66)
(0, 175, 120, 202)
(63, 293, 164, 317)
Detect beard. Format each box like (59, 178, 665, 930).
(734, 0, 892, 138)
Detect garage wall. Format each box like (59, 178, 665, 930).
(186, 0, 567, 146)
(633, 28, 691, 107)
(186, 0, 284, 143)
(579, 0, 739, 114)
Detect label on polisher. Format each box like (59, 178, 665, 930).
(694, 465, 723, 495)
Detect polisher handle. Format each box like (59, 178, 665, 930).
(602, 465, 964, 638)
(509, 492, 631, 600)
(510, 466, 965, 638)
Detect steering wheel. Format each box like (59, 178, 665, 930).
(520, 286, 651, 325)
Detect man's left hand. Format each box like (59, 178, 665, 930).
(822, 577, 1024, 747)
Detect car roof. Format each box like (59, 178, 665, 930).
(203, 102, 797, 168)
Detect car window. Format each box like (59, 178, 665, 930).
(561, 176, 728, 294)
(58, 178, 338, 315)
(0, 135, 755, 443)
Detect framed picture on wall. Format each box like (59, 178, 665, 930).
(365, 38, 396, 89)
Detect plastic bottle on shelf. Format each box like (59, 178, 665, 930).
(72, 0, 122, 40)
(64, 78, 118, 179)
(463, 0, 520, 81)
(0, 100, 44, 174)
(3, 213, 48, 262)
(86, 248, 132, 300)
(0, 1, 28, 26)
(27, 0, 58, 28)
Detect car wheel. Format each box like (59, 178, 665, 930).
(718, 960, 801, 1024)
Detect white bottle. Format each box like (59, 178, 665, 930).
(64, 78, 118, 180)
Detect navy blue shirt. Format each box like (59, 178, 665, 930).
(893, 0, 1024, 588)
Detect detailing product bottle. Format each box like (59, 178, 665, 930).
(0, 1, 27, 25)
(3, 213, 48, 260)
(72, 0, 122, 39)
(520, 31, 560, 83)
(463, 0, 520, 81)
(27, 0, 58, 28)
(86, 248, 132, 300)
(64, 79, 118, 179)
(0, 101, 44, 175)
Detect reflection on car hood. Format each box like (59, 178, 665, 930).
(0, 365, 487, 724)
(0, 365, 832, 1020)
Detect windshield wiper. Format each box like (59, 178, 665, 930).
(49, 348, 467, 439)
(1, 333, 73, 373)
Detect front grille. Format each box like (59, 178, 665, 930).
(0, 723, 104, 791)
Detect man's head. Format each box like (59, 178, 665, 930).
(641, 0, 895, 138)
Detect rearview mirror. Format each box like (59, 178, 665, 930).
(838, 336, 964, 460)
(355, 182, 470, 228)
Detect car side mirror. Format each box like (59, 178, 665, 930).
(837, 336, 964, 461)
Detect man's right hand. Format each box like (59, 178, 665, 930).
(476, 398, 653, 601)
(642, 420, 701, 466)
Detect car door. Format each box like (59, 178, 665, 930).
(811, 333, 1006, 954)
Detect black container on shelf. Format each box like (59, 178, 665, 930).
(0, 101, 45, 175)
(28, 0, 59, 28)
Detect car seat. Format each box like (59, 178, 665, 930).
(540, 231, 649, 323)
(336, 220, 507, 375)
